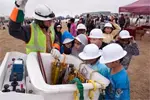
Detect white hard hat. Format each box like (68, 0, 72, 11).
(33, 4, 55, 21)
(79, 44, 102, 60)
(89, 29, 105, 39)
(56, 25, 62, 28)
(77, 24, 87, 30)
(104, 23, 113, 28)
(75, 34, 88, 45)
(63, 38, 74, 44)
(100, 43, 127, 64)
(119, 30, 132, 39)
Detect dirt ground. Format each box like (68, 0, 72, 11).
(0, 26, 150, 99)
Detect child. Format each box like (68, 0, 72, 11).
(54, 23, 62, 46)
(71, 34, 88, 57)
(79, 44, 109, 78)
(61, 31, 74, 54)
(76, 24, 87, 35)
(102, 22, 121, 43)
(89, 29, 107, 49)
(116, 30, 139, 70)
(100, 43, 130, 100)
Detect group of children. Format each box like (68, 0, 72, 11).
(54, 21, 139, 100)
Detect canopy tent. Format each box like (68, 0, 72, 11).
(119, 0, 150, 15)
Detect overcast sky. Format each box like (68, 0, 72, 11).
(0, 0, 137, 17)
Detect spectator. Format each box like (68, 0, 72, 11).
(102, 22, 121, 43)
(146, 16, 150, 24)
(72, 34, 88, 57)
(100, 43, 130, 100)
(67, 19, 71, 32)
(100, 15, 104, 22)
(76, 23, 87, 35)
(95, 17, 101, 28)
(79, 44, 109, 78)
(124, 15, 130, 28)
(70, 18, 77, 37)
(116, 30, 139, 70)
(54, 23, 62, 46)
(89, 29, 107, 49)
(86, 14, 93, 34)
(61, 31, 74, 54)
(119, 14, 126, 29)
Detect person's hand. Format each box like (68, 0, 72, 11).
(51, 49, 61, 59)
(110, 21, 116, 26)
(115, 35, 120, 41)
(15, 0, 28, 11)
(130, 36, 136, 43)
(112, 20, 116, 23)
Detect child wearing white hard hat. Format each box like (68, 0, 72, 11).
(72, 34, 88, 57)
(60, 31, 74, 54)
(76, 24, 87, 35)
(89, 28, 107, 49)
(100, 43, 130, 100)
(79, 44, 109, 78)
(102, 22, 121, 43)
(116, 30, 139, 70)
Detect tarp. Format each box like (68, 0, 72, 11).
(119, 0, 150, 15)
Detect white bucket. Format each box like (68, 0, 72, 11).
(0, 52, 110, 100)
(26, 52, 110, 100)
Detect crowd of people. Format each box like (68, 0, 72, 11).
(0, 20, 7, 30)
(54, 15, 139, 99)
(65, 13, 131, 34)
(8, 0, 140, 99)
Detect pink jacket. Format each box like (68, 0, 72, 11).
(70, 23, 77, 37)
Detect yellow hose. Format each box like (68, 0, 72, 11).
(51, 60, 57, 84)
(90, 71, 98, 80)
(88, 80, 97, 100)
(51, 59, 61, 84)
(74, 89, 79, 100)
(53, 65, 60, 84)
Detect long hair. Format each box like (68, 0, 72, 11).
(34, 19, 48, 29)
